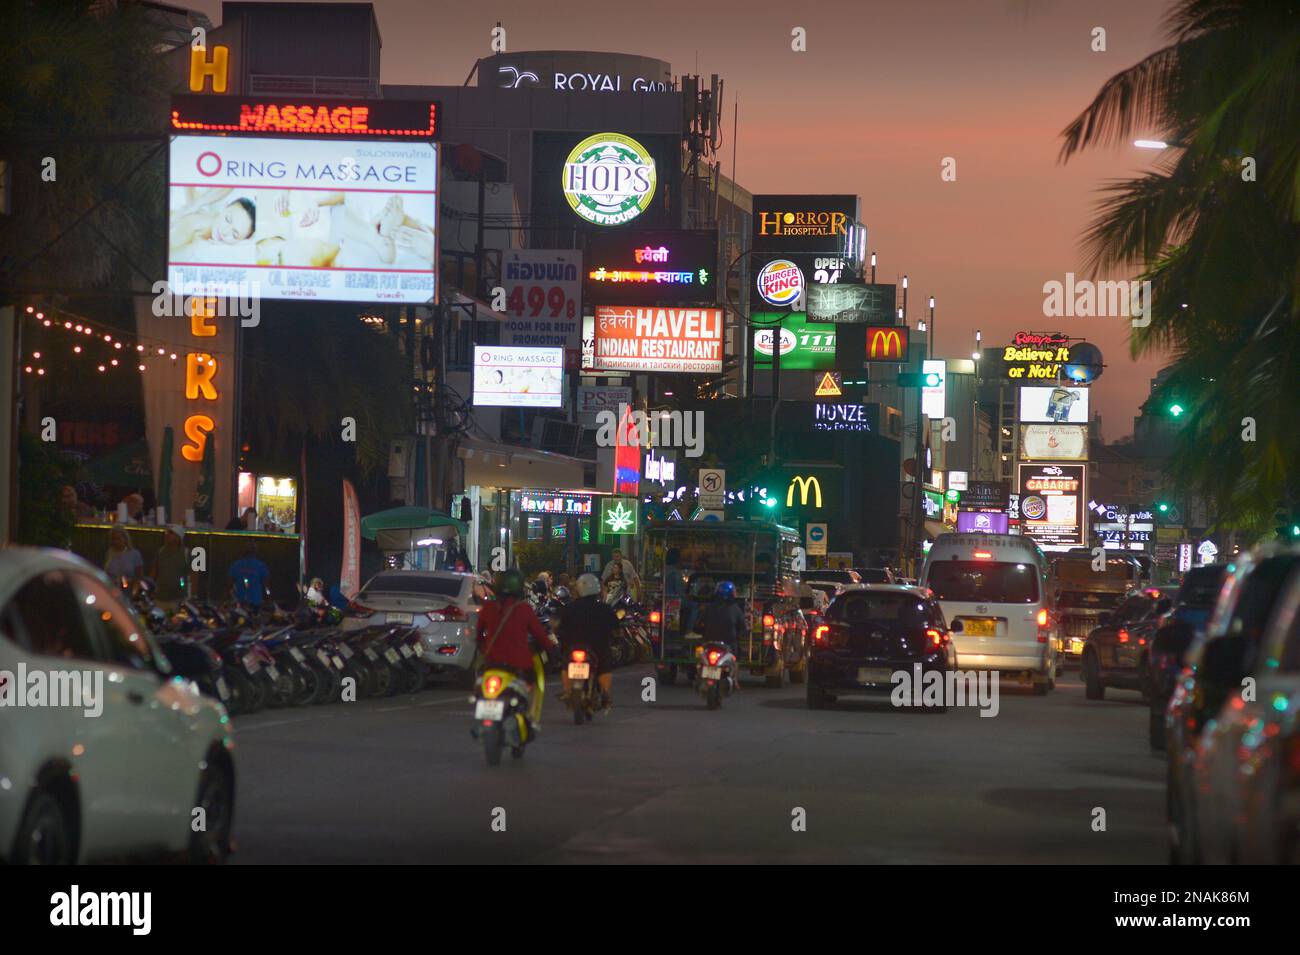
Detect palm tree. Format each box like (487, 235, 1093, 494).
(241, 307, 414, 474)
(1059, 0, 1300, 535)
(0, 0, 171, 291)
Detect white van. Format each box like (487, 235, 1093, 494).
(920, 533, 1057, 694)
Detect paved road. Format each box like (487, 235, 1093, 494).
(229, 666, 1168, 864)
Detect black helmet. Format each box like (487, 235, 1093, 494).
(494, 568, 525, 597)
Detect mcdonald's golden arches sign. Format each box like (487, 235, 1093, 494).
(864, 325, 907, 362)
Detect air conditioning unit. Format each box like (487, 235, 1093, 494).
(531, 418, 582, 456)
(885, 407, 903, 439)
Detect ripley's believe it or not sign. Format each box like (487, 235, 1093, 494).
(1001, 332, 1073, 379)
(563, 133, 657, 226)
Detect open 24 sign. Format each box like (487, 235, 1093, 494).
(500, 250, 583, 350)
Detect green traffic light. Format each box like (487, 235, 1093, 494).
(1169, 403, 1184, 417)
(764, 498, 777, 508)
(923, 373, 942, 387)
(1158, 502, 1170, 513)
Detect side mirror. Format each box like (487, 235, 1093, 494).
(1200, 633, 1246, 687)
(949, 619, 964, 633)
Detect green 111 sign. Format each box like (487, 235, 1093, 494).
(600, 496, 640, 540)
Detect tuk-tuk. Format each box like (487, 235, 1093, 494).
(640, 520, 809, 687)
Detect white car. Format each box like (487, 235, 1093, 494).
(0, 548, 235, 864)
(342, 570, 482, 679)
(921, 533, 1057, 694)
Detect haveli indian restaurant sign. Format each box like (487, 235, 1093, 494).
(592, 307, 723, 374)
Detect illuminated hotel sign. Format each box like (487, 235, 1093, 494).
(562, 133, 657, 226)
(1002, 331, 1073, 380)
(584, 229, 717, 305)
(189, 44, 230, 93)
(865, 325, 907, 361)
(170, 95, 439, 139)
(182, 298, 221, 463)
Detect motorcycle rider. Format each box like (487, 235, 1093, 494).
(475, 568, 558, 727)
(557, 573, 619, 711)
(700, 580, 746, 689)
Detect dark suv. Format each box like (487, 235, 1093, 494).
(1080, 588, 1174, 701)
(1166, 548, 1300, 863)
(806, 585, 955, 712)
(1146, 564, 1228, 749)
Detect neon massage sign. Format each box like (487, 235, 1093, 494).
(170, 95, 439, 139)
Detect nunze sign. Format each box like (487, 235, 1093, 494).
(593, 307, 723, 374)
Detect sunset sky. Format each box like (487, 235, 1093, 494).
(193, 0, 1176, 438)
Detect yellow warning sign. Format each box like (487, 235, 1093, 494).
(815, 371, 842, 397)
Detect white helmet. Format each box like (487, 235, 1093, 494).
(576, 573, 601, 598)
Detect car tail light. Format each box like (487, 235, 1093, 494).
(813, 624, 830, 645)
(1036, 608, 1050, 628)
(973, 550, 993, 559)
(1118, 628, 1130, 644)
(436, 645, 458, 656)
(482, 674, 504, 698)
(648, 610, 662, 625)
(706, 649, 722, 666)
(428, 605, 466, 622)
(762, 614, 775, 628)
(571, 649, 587, 663)
(346, 598, 374, 619)
(925, 628, 944, 648)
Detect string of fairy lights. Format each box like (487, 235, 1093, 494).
(20, 304, 228, 378)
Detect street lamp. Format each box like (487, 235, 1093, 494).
(870, 251, 877, 284)
(1134, 139, 1170, 149)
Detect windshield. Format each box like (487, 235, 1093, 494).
(362, 574, 465, 599)
(644, 528, 789, 585)
(1057, 590, 1124, 610)
(804, 569, 861, 584)
(1053, 558, 1134, 585)
(829, 591, 937, 628)
(1178, 566, 1227, 609)
(926, 561, 1040, 604)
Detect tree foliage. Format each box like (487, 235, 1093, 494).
(1060, 0, 1300, 535)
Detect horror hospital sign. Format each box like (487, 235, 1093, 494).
(593, 307, 724, 373)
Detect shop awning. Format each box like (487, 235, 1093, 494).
(360, 506, 466, 552)
(458, 437, 590, 491)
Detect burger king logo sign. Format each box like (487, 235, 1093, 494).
(562, 133, 657, 226)
(756, 259, 804, 307)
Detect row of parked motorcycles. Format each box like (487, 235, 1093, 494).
(130, 585, 437, 716)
